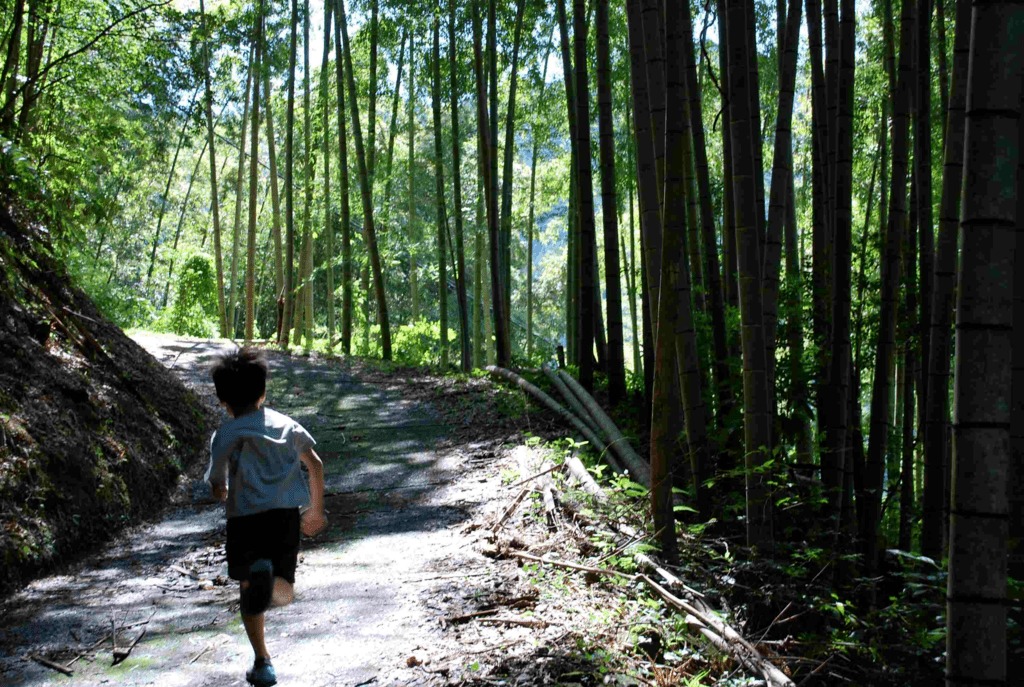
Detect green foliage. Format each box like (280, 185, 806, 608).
(164, 256, 218, 337)
(392, 318, 458, 367)
(71, 254, 156, 329)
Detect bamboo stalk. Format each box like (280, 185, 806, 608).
(485, 366, 625, 475)
(542, 364, 602, 436)
(557, 369, 651, 485)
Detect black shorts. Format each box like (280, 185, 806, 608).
(226, 508, 300, 584)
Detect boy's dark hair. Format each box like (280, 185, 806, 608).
(211, 348, 267, 415)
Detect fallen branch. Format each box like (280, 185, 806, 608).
(404, 571, 493, 582)
(445, 608, 500, 624)
(491, 488, 530, 533)
(596, 531, 646, 565)
(546, 465, 783, 684)
(508, 463, 562, 488)
(557, 369, 651, 485)
(29, 653, 73, 676)
(640, 575, 793, 687)
(478, 617, 548, 628)
(633, 551, 705, 599)
(67, 634, 113, 666)
(112, 628, 147, 665)
(464, 638, 525, 655)
(485, 366, 624, 475)
(542, 365, 602, 437)
(795, 654, 834, 687)
(189, 635, 230, 664)
(565, 455, 607, 502)
(507, 550, 631, 578)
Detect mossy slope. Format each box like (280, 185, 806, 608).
(0, 203, 211, 596)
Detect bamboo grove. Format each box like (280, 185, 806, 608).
(1, 0, 1023, 679)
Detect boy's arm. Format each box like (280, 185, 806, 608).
(299, 448, 327, 535)
(206, 434, 229, 502)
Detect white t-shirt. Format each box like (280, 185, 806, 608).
(205, 407, 316, 519)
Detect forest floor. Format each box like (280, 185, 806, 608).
(0, 333, 700, 687)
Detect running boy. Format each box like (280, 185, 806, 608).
(206, 347, 327, 687)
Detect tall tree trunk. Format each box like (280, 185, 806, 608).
(596, 0, 626, 404)
(367, 0, 379, 179)
(640, 0, 666, 201)
(852, 110, 885, 526)
(332, 1, 353, 355)
(431, 16, 449, 369)
(898, 175, 918, 553)
(644, 0, 682, 561)
(300, 0, 315, 347)
(499, 0, 526, 319)
(725, 0, 772, 550)
(682, 0, 732, 425)
(229, 53, 254, 337)
(0, 0, 24, 135)
(862, 0, 914, 572)
(762, 0, 802, 395)
(916, 0, 934, 452)
(935, 0, 949, 145)
(338, 0, 392, 359)
(922, 0, 969, 562)
(321, 0, 335, 348)
(822, 0, 856, 549)
(450, 0, 471, 372)
(199, 0, 227, 337)
(945, 4, 1021, 680)
(281, 0, 299, 347)
(567, 164, 578, 364)
(1009, 79, 1024, 631)
(626, 0, 662, 424)
(245, 5, 263, 343)
(408, 32, 418, 322)
(719, 0, 738, 317)
(626, 107, 643, 380)
(12, 0, 48, 141)
(571, 0, 598, 391)
(487, 0, 499, 319)
(473, 0, 510, 367)
(556, 0, 580, 367)
(745, 0, 766, 247)
(808, 0, 834, 438)
(361, 263, 371, 352)
(264, 68, 284, 300)
(474, 176, 485, 367)
(785, 177, 812, 465)
(381, 30, 407, 250)
(665, 0, 710, 518)
(524, 31, 553, 365)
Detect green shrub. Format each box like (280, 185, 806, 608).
(393, 318, 457, 367)
(166, 256, 218, 337)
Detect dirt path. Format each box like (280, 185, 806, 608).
(0, 335, 509, 687)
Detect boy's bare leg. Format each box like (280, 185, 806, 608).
(240, 582, 271, 659)
(241, 612, 271, 659)
(271, 577, 294, 607)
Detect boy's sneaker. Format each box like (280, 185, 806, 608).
(240, 559, 274, 616)
(246, 657, 277, 686)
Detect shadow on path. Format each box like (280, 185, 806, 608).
(0, 334, 475, 687)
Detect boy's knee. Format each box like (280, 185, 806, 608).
(271, 577, 294, 607)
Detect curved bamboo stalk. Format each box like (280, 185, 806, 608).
(557, 369, 651, 486)
(541, 365, 602, 437)
(485, 366, 624, 475)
